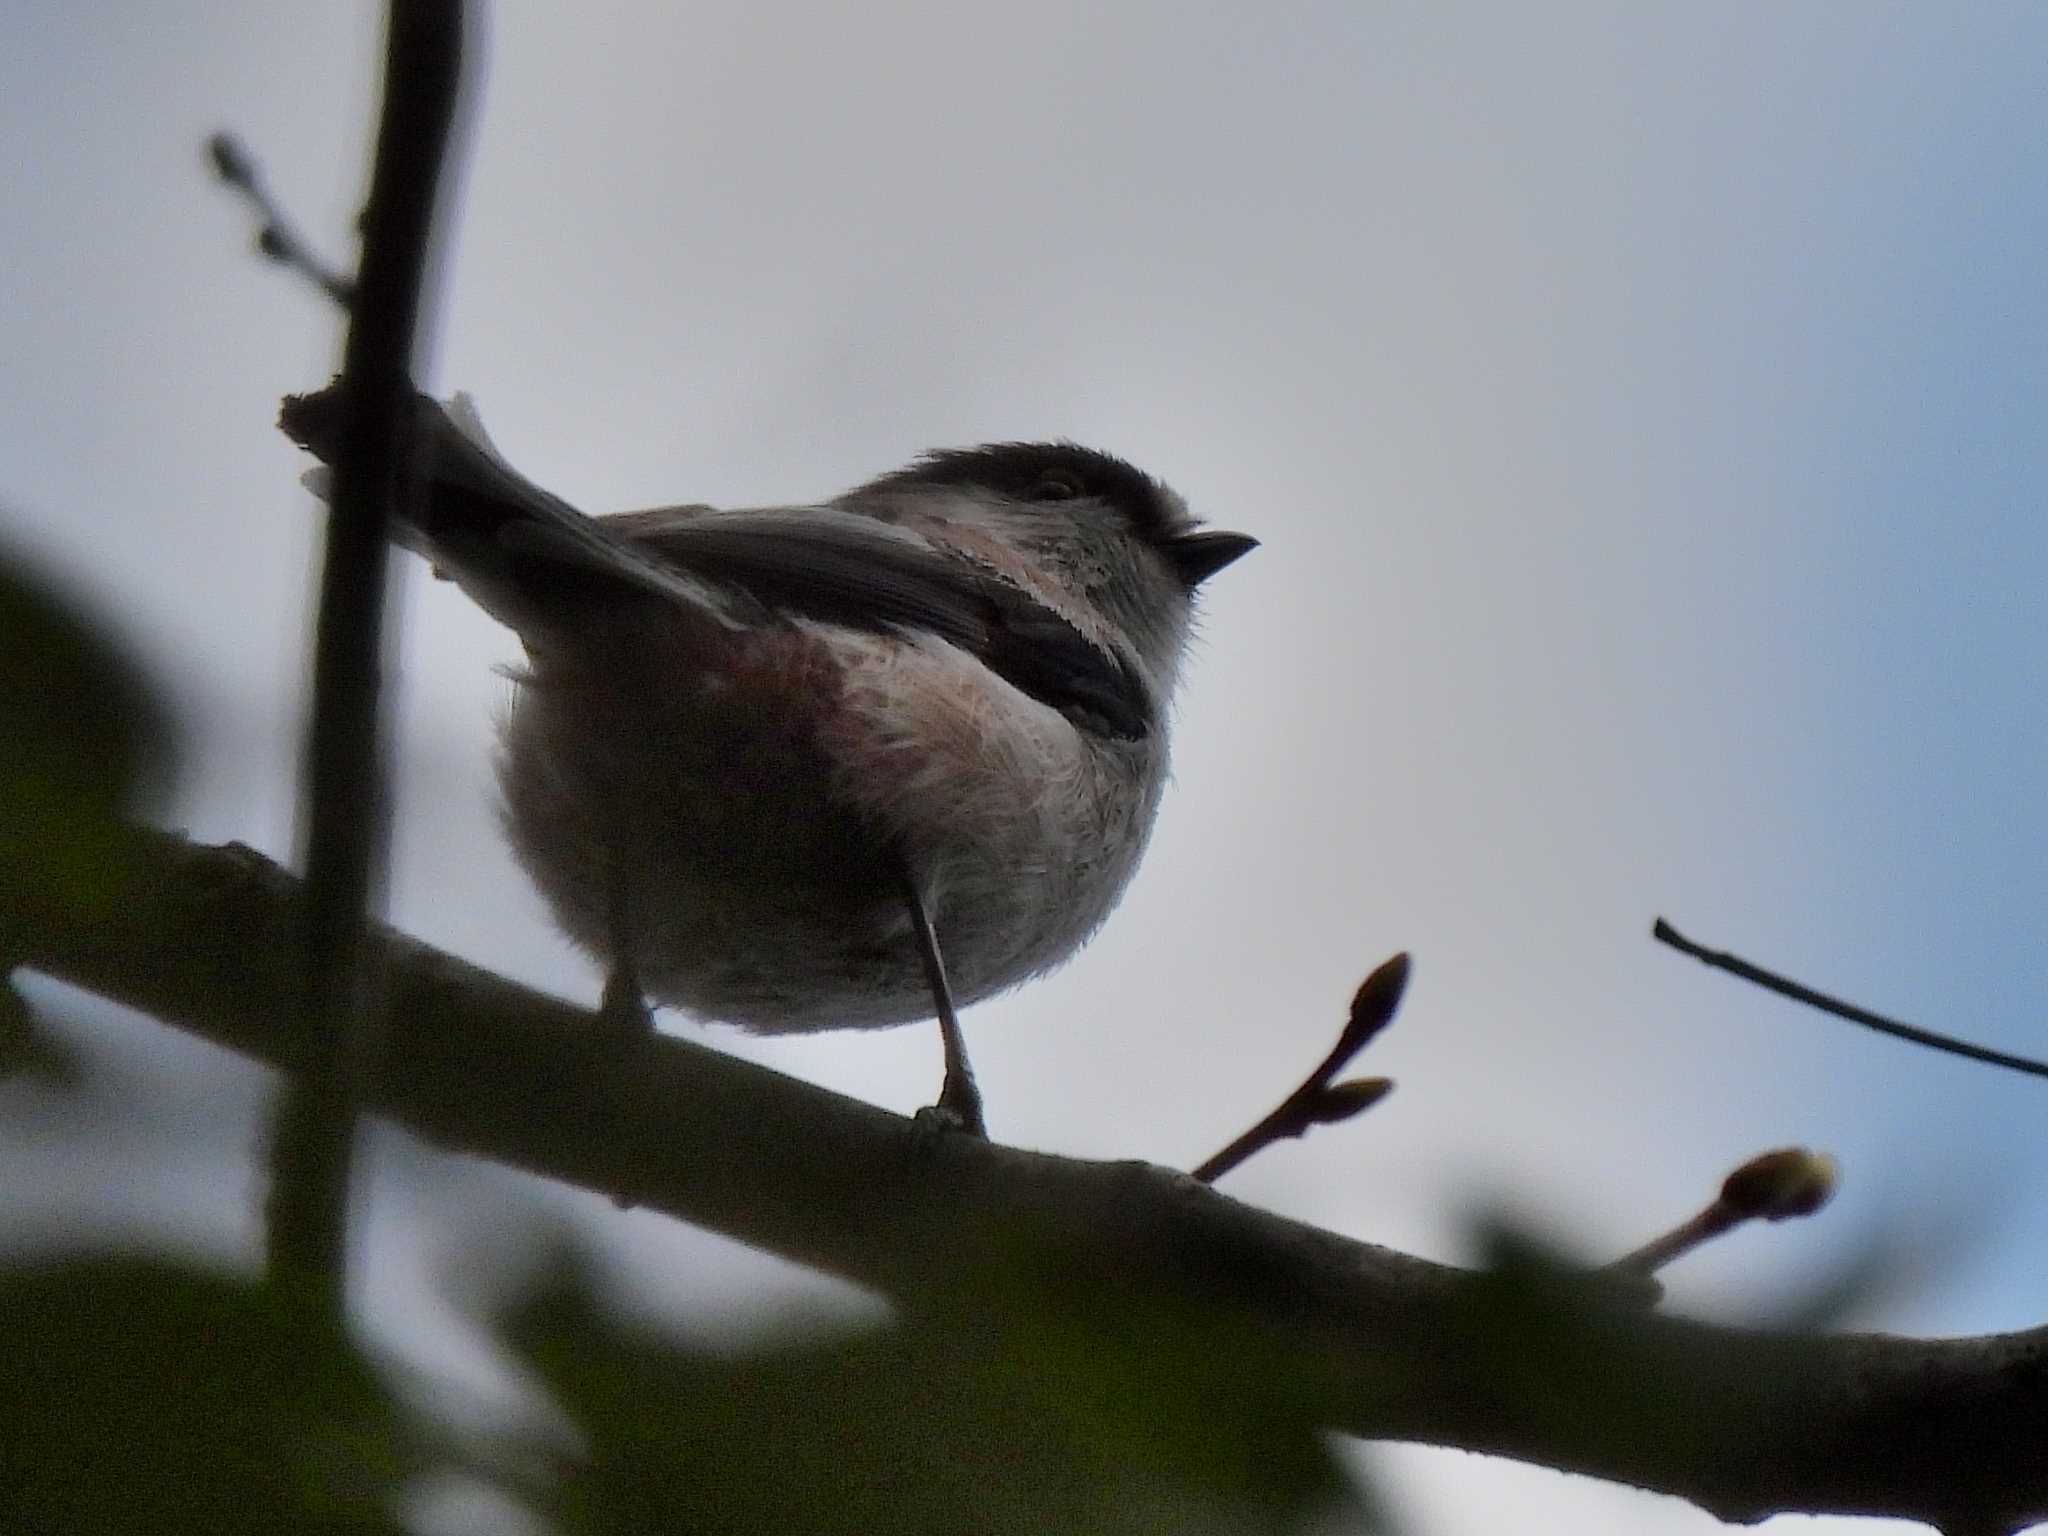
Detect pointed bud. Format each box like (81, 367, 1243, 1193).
(1344, 952, 1411, 1042)
(1311, 1077, 1395, 1124)
(207, 132, 255, 188)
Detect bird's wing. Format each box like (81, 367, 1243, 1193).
(615, 508, 1151, 737)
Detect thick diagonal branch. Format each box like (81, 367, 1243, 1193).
(5, 826, 2046, 1535)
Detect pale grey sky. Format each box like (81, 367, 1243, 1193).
(5, 5, 2045, 1531)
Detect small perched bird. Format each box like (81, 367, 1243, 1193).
(280, 383, 1254, 1134)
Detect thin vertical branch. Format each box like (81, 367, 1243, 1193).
(264, 0, 468, 1313)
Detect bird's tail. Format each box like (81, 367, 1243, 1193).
(278, 380, 726, 634)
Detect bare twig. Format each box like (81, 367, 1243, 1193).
(1609, 1147, 1838, 1278)
(261, 0, 467, 1313)
(1655, 918, 2048, 1081)
(206, 133, 357, 310)
(1191, 952, 1406, 1182)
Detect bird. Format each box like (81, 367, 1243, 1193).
(279, 381, 1254, 1134)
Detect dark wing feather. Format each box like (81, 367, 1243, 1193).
(622, 514, 1152, 739)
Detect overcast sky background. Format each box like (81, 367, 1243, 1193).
(5, 4, 2046, 1532)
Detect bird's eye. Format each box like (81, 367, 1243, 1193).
(1031, 471, 1083, 502)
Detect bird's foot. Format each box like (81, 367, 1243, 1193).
(913, 1066, 987, 1142)
(598, 965, 657, 1045)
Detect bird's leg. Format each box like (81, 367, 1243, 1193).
(599, 846, 655, 1042)
(897, 864, 986, 1138)
(599, 957, 654, 1040)
(597, 849, 657, 1212)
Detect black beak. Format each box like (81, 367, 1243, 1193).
(1162, 529, 1259, 588)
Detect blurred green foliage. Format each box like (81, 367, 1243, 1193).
(508, 1255, 1380, 1536)
(0, 1237, 1385, 1535)
(0, 1256, 413, 1534)
(0, 544, 177, 875)
(1, 544, 179, 1076)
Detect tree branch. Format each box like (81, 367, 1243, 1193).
(7, 826, 2047, 1534)
(262, 0, 467, 1313)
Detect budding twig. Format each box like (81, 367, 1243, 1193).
(206, 132, 357, 310)
(1191, 953, 1406, 1183)
(1608, 1147, 1839, 1281)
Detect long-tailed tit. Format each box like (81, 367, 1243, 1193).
(279, 383, 1254, 1134)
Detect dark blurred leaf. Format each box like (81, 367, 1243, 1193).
(0, 972, 82, 1083)
(503, 1254, 1390, 1536)
(0, 544, 179, 900)
(0, 1255, 410, 1534)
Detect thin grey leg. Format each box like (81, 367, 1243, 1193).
(897, 865, 986, 1137)
(599, 848, 655, 1040)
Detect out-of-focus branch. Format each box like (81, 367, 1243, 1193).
(7, 826, 2048, 1534)
(207, 133, 357, 309)
(258, 0, 468, 1311)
